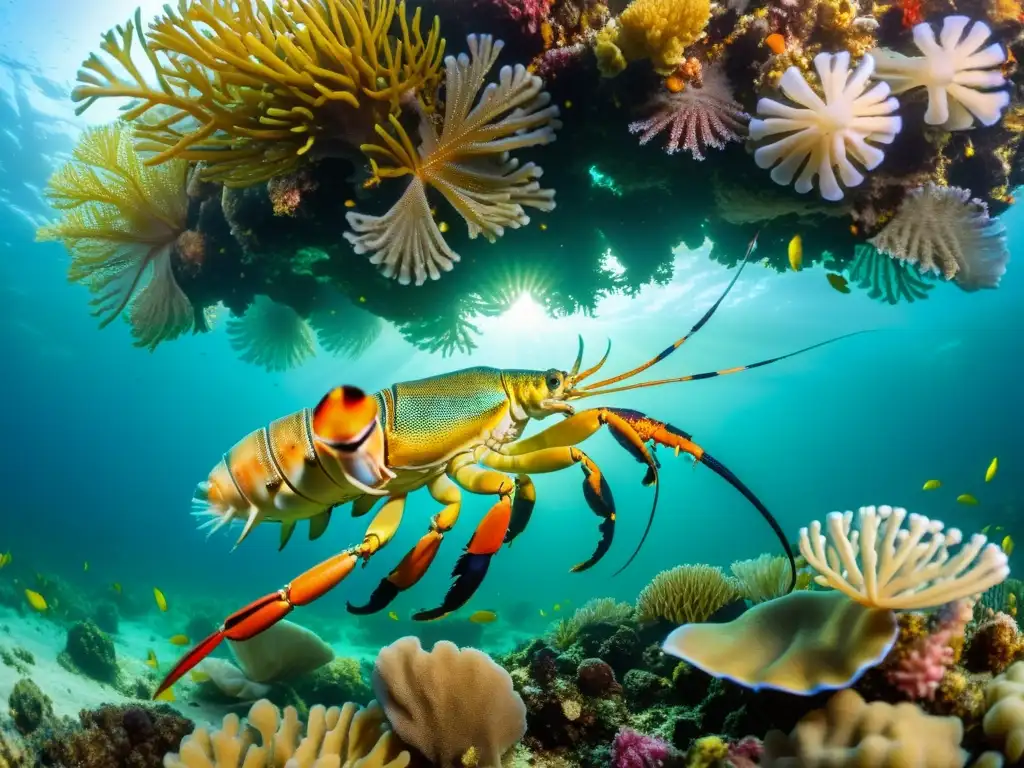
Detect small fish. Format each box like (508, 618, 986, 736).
(146, 650, 159, 669)
(0, 552, 10, 569)
(153, 587, 168, 612)
(957, 493, 979, 506)
(1003, 535, 1015, 556)
(539, 609, 547, 617)
(344, 199, 356, 208)
(826, 273, 850, 293)
(982, 524, 1005, 536)
(787, 235, 802, 271)
(83, 561, 89, 572)
(765, 32, 786, 54)
(539, 223, 548, 231)
(111, 582, 122, 594)
(24, 589, 47, 612)
(169, 634, 190, 646)
(388, 611, 399, 621)
(922, 479, 942, 491)
(564, 100, 573, 108)
(965, 139, 976, 158)
(439, 221, 449, 233)
(155, 687, 175, 702)
(1010, 593, 1018, 615)
(468, 610, 497, 624)
(190, 669, 211, 683)
(986, 457, 999, 483)
(553, 603, 561, 611)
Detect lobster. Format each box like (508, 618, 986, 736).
(154, 239, 864, 698)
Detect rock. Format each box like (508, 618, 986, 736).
(227, 619, 333, 683)
(9, 678, 53, 734)
(61, 621, 118, 684)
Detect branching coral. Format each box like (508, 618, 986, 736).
(629, 65, 749, 160)
(36, 122, 194, 350)
(345, 34, 560, 286)
(599, 0, 712, 76)
(868, 183, 1009, 291)
(163, 698, 410, 767)
(872, 16, 1009, 130)
(748, 52, 902, 201)
(72, 1, 445, 186)
(636, 564, 741, 624)
(226, 296, 317, 372)
(798, 504, 1010, 610)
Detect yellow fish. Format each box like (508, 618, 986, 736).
(957, 493, 979, 506)
(0, 552, 10, 568)
(468, 610, 497, 624)
(826, 273, 850, 294)
(540, 223, 548, 231)
(146, 650, 159, 669)
(539, 609, 546, 617)
(922, 479, 941, 491)
(153, 588, 168, 612)
(111, 583, 122, 594)
(24, 589, 47, 612)
(788, 235, 803, 271)
(190, 669, 211, 683)
(439, 221, 449, 234)
(565, 100, 573, 108)
(553, 603, 561, 611)
(982, 525, 1005, 536)
(388, 611, 399, 621)
(169, 634, 190, 646)
(344, 199, 356, 208)
(986, 457, 999, 483)
(155, 687, 175, 702)
(83, 561, 89, 572)
(1003, 535, 1015, 557)
(1010, 593, 1017, 616)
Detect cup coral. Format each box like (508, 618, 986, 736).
(748, 52, 902, 202)
(872, 16, 1009, 130)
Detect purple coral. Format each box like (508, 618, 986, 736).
(611, 727, 672, 768)
(888, 598, 974, 700)
(628, 65, 749, 160)
(472, 0, 552, 34)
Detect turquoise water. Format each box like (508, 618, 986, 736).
(0, 0, 1021, 652)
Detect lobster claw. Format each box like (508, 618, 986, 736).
(413, 496, 511, 621)
(572, 457, 616, 572)
(504, 474, 537, 546)
(347, 531, 443, 615)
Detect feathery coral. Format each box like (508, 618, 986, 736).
(872, 16, 1009, 130)
(72, 1, 444, 186)
(628, 65, 749, 160)
(798, 504, 1010, 610)
(730, 553, 795, 604)
(163, 698, 410, 767)
(227, 296, 317, 372)
(36, 122, 193, 350)
(748, 52, 902, 201)
(614, 0, 712, 75)
(345, 34, 560, 286)
(636, 564, 741, 624)
(868, 183, 1010, 290)
(308, 290, 383, 359)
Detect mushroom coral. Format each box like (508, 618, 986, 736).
(36, 121, 194, 350)
(345, 33, 561, 286)
(72, 0, 445, 186)
(748, 52, 902, 201)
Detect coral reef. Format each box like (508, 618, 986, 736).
(59, 620, 119, 685)
(8, 678, 53, 735)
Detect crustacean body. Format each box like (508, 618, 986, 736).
(155, 239, 863, 697)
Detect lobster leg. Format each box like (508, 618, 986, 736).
(153, 495, 407, 699)
(347, 474, 462, 615)
(476, 445, 616, 572)
(411, 457, 516, 621)
(505, 474, 536, 546)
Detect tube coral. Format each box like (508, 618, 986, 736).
(72, 1, 445, 186)
(748, 52, 902, 201)
(872, 16, 1009, 130)
(36, 122, 194, 350)
(345, 34, 560, 286)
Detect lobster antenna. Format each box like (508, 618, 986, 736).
(580, 233, 760, 391)
(573, 339, 612, 383)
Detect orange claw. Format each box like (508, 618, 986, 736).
(289, 552, 358, 606)
(466, 496, 512, 555)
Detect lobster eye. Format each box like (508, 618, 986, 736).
(546, 373, 561, 389)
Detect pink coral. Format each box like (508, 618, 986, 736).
(534, 42, 588, 80)
(473, 0, 552, 34)
(628, 65, 748, 160)
(727, 736, 763, 768)
(888, 598, 973, 700)
(611, 727, 672, 768)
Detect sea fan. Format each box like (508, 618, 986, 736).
(846, 244, 933, 304)
(227, 296, 316, 372)
(308, 291, 383, 359)
(398, 312, 481, 356)
(629, 65, 748, 160)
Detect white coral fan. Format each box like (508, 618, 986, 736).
(628, 65, 749, 160)
(872, 16, 1009, 130)
(868, 183, 1009, 290)
(748, 52, 902, 201)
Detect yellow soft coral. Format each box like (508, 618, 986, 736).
(604, 0, 711, 75)
(73, 1, 444, 186)
(36, 122, 194, 350)
(636, 564, 741, 624)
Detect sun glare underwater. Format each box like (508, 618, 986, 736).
(1, 0, 1023, 765)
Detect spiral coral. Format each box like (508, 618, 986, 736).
(748, 52, 902, 201)
(872, 16, 1009, 130)
(635, 564, 741, 624)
